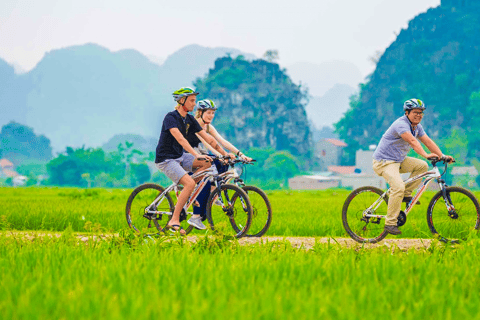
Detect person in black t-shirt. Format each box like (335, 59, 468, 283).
(155, 87, 228, 235)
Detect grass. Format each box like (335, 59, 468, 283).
(1, 186, 480, 319)
(1, 187, 479, 239)
(1, 232, 480, 319)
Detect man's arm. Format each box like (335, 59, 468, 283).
(197, 130, 228, 156)
(400, 132, 437, 159)
(195, 133, 222, 157)
(418, 134, 443, 157)
(169, 128, 200, 157)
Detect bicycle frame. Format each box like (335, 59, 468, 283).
(144, 161, 246, 218)
(364, 165, 447, 219)
(144, 166, 221, 216)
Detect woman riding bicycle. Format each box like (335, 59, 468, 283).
(185, 99, 253, 221)
(189, 99, 252, 162)
(372, 98, 454, 236)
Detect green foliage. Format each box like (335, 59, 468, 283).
(47, 146, 120, 186)
(16, 159, 48, 177)
(194, 56, 311, 160)
(441, 127, 469, 165)
(242, 147, 302, 189)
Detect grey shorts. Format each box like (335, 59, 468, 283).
(155, 153, 195, 184)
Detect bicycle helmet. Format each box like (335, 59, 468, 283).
(172, 87, 199, 102)
(197, 99, 218, 111)
(403, 99, 426, 111)
(196, 99, 218, 124)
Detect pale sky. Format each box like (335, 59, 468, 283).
(1, 0, 440, 76)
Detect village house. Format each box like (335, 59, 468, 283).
(0, 159, 19, 179)
(315, 138, 347, 171)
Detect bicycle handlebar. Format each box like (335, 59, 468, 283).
(205, 155, 256, 165)
(427, 156, 455, 177)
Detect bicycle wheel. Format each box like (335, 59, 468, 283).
(342, 186, 389, 243)
(126, 183, 174, 235)
(206, 184, 252, 238)
(242, 186, 272, 237)
(427, 186, 480, 241)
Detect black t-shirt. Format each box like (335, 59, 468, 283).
(155, 110, 202, 163)
(186, 123, 202, 148)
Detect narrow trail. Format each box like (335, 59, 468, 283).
(2, 231, 436, 251)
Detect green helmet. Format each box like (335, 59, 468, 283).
(172, 87, 199, 102)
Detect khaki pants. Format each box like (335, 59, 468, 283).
(373, 157, 428, 226)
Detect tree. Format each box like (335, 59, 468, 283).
(47, 147, 116, 186)
(263, 50, 279, 63)
(263, 151, 301, 185)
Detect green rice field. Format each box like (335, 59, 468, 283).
(1, 186, 480, 319)
(3, 186, 478, 238)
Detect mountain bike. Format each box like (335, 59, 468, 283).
(126, 158, 253, 238)
(342, 157, 480, 243)
(220, 159, 272, 237)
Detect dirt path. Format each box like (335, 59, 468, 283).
(2, 231, 434, 251)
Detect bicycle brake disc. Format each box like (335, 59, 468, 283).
(397, 211, 407, 227)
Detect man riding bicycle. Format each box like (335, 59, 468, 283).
(155, 87, 228, 234)
(372, 99, 454, 235)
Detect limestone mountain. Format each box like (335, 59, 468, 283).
(336, 0, 480, 161)
(194, 56, 311, 157)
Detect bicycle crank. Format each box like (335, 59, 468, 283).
(397, 211, 407, 227)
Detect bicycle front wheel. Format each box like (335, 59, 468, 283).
(206, 184, 252, 238)
(126, 183, 173, 235)
(242, 186, 272, 237)
(342, 186, 388, 243)
(427, 186, 480, 241)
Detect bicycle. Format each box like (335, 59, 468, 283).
(220, 158, 273, 237)
(342, 157, 480, 243)
(126, 157, 253, 238)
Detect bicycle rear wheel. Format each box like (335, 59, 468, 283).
(126, 183, 173, 235)
(342, 186, 388, 243)
(242, 186, 272, 237)
(206, 184, 252, 238)
(427, 186, 480, 241)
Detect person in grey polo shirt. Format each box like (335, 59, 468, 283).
(372, 99, 454, 235)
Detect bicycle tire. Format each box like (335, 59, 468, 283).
(427, 186, 480, 241)
(206, 184, 252, 238)
(242, 186, 272, 237)
(342, 186, 389, 243)
(126, 183, 174, 235)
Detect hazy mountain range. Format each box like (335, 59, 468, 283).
(0, 43, 361, 152)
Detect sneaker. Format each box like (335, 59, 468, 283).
(187, 215, 207, 230)
(214, 199, 223, 206)
(384, 225, 402, 235)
